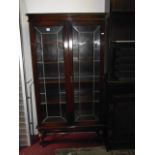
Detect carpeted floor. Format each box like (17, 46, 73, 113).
(20, 132, 102, 155)
(19, 132, 134, 155)
(55, 147, 134, 155)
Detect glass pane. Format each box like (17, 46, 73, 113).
(35, 26, 66, 123)
(73, 25, 101, 122)
(43, 34, 57, 60)
(94, 27, 100, 60)
(79, 33, 93, 59)
(80, 62, 93, 76)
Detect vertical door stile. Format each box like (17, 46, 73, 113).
(68, 22, 74, 123)
(99, 21, 105, 122)
(64, 22, 74, 124)
(63, 22, 69, 123)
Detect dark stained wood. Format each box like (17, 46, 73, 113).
(104, 0, 135, 149)
(63, 22, 75, 124)
(28, 13, 106, 146)
(111, 0, 135, 12)
(27, 13, 105, 23)
(105, 0, 135, 149)
(110, 12, 135, 41)
(105, 80, 135, 149)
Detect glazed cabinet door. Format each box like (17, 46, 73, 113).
(29, 15, 105, 126)
(34, 25, 68, 124)
(72, 23, 105, 122)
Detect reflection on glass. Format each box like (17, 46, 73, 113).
(73, 25, 101, 122)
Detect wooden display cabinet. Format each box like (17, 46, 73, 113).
(28, 14, 107, 145)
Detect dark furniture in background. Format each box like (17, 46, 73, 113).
(110, 0, 135, 12)
(105, 0, 135, 149)
(28, 14, 107, 146)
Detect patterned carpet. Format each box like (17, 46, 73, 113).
(55, 147, 135, 155)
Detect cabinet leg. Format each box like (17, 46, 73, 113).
(103, 128, 110, 152)
(38, 130, 46, 146)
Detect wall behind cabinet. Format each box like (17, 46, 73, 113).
(25, 0, 106, 13)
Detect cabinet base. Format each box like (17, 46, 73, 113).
(37, 123, 106, 147)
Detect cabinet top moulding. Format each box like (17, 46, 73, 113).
(27, 13, 105, 22)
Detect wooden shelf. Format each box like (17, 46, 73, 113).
(112, 93, 135, 103)
(74, 100, 100, 104)
(37, 60, 64, 64)
(112, 40, 135, 43)
(39, 79, 100, 84)
(41, 100, 66, 105)
(73, 59, 101, 63)
(43, 41, 63, 45)
(106, 79, 135, 84)
(39, 79, 65, 84)
(42, 116, 67, 123)
(74, 80, 100, 84)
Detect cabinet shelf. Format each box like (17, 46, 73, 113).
(112, 40, 135, 44)
(37, 59, 103, 63)
(36, 40, 64, 44)
(39, 77, 100, 83)
(39, 79, 65, 84)
(73, 59, 101, 63)
(40, 91, 66, 95)
(37, 60, 64, 64)
(112, 93, 135, 103)
(74, 75, 100, 79)
(74, 80, 100, 84)
(74, 90, 100, 93)
(74, 94, 98, 100)
(43, 41, 64, 45)
(40, 81, 100, 84)
(74, 100, 99, 104)
(42, 116, 66, 123)
(39, 77, 65, 80)
(41, 100, 66, 105)
(75, 115, 99, 121)
(41, 100, 99, 105)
